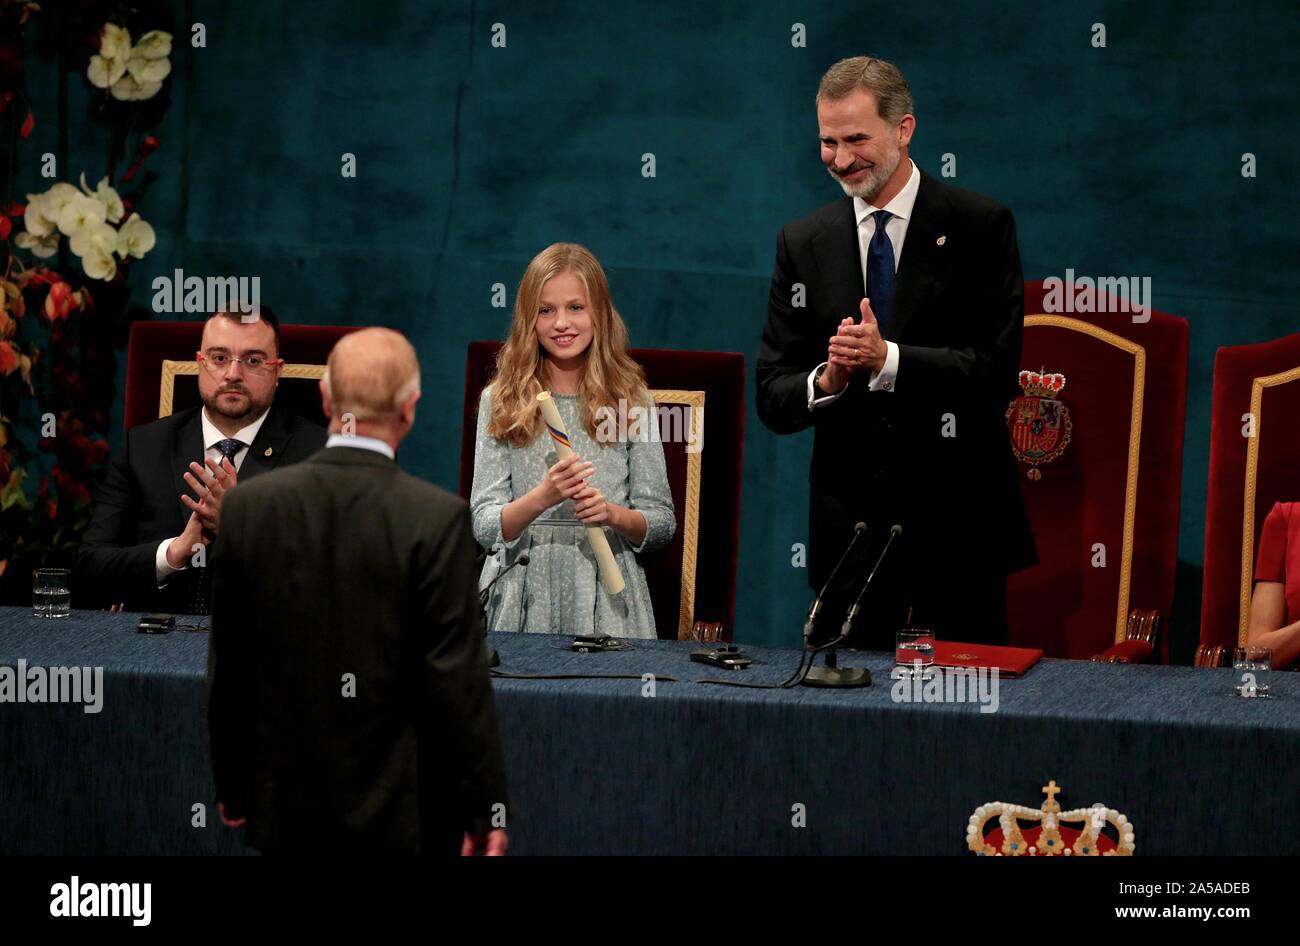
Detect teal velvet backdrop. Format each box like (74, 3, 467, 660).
(21, 1, 1298, 654)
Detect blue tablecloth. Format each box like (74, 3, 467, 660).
(2, 607, 1297, 854)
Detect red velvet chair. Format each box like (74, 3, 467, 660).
(1197, 334, 1300, 667)
(460, 341, 745, 641)
(123, 320, 359, 429)
(1006, 281, 1188, 662)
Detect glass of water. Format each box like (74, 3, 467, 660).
(1233, 646, 1271, 698)
(33, 568, 72, 619)
(895, 628, 936, 681)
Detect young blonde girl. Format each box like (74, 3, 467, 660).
(470, 243, 675, 638)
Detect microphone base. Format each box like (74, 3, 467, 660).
(802, 664, 872, 688)
(802, 649, 871, 688)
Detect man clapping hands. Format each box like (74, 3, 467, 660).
(77, 308, 327, 613)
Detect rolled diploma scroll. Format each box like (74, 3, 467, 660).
(537, 391, 626, 595)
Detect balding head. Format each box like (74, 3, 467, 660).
(321, 328, 421, 443)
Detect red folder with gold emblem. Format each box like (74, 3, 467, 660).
(933, 641, 1043, 677)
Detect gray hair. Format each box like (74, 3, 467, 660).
(816, 57, 914, 123)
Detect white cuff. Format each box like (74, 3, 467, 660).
(807, 363, 849, 410)
(868, 341, 899, 392)
(156, 538, 186, 585)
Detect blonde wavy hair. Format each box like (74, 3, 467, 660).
(486, 243, 648, 446)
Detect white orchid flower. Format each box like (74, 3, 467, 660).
(81, 242, 118, 281)
(134, 30, 172, 60)
(23, 194, 55, 237)
(87, 53, 127, 89)
(57, 192, 107, 236)
(79, 172, 125, 224)
(70, 219, 117, 259)
(41, 182, 82, 220)
(100, 24, 132, 63)
(70, 215, 116, 257)
(110, 72, 162, 102)
(15, 230, 60, 259)
(71, 219, 119, 280)
(127, 52, 171, 84)
(97, 180, 126, 224)
(114, 213, 155, 260)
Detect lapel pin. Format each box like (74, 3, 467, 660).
(264, 447, 273, 457)
(936, 235, 947, 246)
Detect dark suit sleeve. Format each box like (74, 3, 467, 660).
(896, 204, 1024, 406)
(75, 432, 170, 608)
(418, 501, 508, 835)
(208, 490, 252, 819)
(756, 225, 823, 434)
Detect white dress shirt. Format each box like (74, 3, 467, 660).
(155, 407, 271, 581)
(807, 158, 921, 410)
(325, 432, 395, 459)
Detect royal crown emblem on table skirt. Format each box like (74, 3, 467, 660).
(967, 780, 1135, 855)
(1006, 369, 1073, 481)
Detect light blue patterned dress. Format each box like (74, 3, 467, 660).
(470, 386, 676, 638)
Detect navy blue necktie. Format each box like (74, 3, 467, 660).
(215, 438, 245, 464)
(866, 209, 897, 338)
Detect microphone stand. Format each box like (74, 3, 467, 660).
(800, 523, 871, 688)
(802, 525, 902, 689)
(478, 552, 529, 668)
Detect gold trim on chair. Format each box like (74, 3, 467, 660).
(648, 388, 704, 640)
(1024, 316, 1146, 645)
(158, 360, 328, 418)
(1237, 365, 1300, 646)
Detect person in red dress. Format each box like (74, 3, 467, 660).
(1248, 501, 1300, 669)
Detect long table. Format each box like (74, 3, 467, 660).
(2, 607, 1297, 855)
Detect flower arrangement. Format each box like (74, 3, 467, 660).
(20, 173, 156, 279)
(0, 0, 173, 602)
(86, 23, 171, 101)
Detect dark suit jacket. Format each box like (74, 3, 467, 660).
(757, 170, 1037, 628)
(207, 446, 508, 855)
(75, 404, 326, 613)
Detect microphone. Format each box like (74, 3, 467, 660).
(803, 522, 868, 643)
(838, 524, 903, 641)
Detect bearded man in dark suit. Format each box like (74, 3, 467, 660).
(757, 57, 1036, 648)
(77, 307, 326, 614)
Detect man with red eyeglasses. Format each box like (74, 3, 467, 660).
(77, 307, 326, 614)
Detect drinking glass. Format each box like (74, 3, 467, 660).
(1233, 646, 1271, 698)
(895, 628, 936, 680)
(33, 568, 71, 619)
